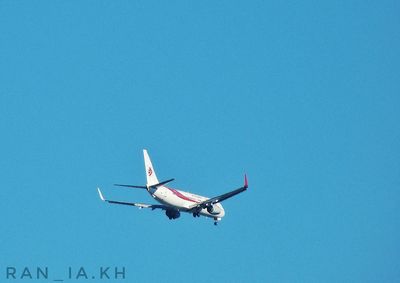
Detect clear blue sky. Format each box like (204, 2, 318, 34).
(1, 1, 399, 282)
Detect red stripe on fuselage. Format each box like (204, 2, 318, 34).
(166, 188, 199, 203)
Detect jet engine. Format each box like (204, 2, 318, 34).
(165, 209, 180, 220)
(207, 205, 221, 215)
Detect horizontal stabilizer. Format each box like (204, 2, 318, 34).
(114, 178, 175, 189)
(152, 178, 175, 187)
(114, 184, 148, 189)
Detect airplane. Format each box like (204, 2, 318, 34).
(97, 149, 248, 225)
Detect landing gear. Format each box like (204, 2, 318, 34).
(214, 221, 218, 226)
(192, 212, 200, 218)
(213, 217, 220, 226)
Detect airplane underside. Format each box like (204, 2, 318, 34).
(164, 207, 222, 225)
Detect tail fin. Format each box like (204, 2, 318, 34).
(143, 149, 159, 186)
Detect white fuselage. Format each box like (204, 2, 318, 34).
(150, 186, 225, 219)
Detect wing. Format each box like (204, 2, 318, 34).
(190, 175, 248, 211)
(97, 188, 169, 211)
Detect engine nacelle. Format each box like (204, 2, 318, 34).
(165, 209, 180, 219)
(207, 205, 221, 215)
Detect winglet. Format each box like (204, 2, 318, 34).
(244, 174, 248, 189)
(97, 187, 105, 201)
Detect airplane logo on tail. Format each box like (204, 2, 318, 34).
(148, 167, 153, 176)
